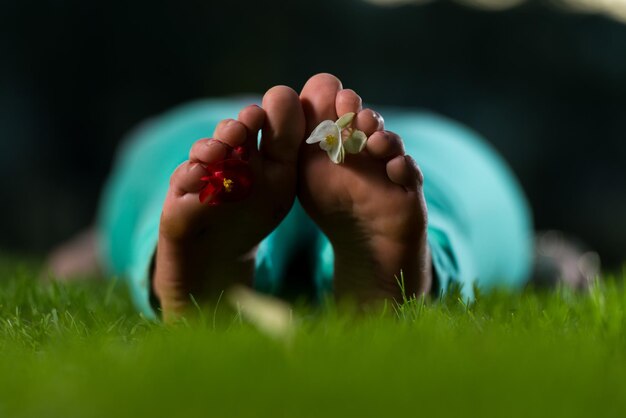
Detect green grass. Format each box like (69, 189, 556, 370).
(1, 256, 626, 417)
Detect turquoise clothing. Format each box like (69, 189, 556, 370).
(97, 98, 533, 319)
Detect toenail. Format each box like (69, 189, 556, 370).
(207, 138, 233, 151)
(205, 138, 221, 148)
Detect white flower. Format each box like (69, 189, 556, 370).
(305, 112, 367, 164)
(306, 120, 344, 163)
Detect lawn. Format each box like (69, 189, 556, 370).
(1, 255, 626, 417)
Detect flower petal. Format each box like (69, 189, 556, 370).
(199, 182, 218, 204)
(319, 139, 333, 152)
(321, 125, 341, 151)
(344, 129, 368, 154)
(328, 141, 344, 164)
(336, 112, 355, 129)
(306, 120, 338, 144)
(199, 159, 253, 204)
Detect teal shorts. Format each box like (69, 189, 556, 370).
(97, 99, 533, 319)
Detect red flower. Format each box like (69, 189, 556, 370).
(199, 158, 253, 205)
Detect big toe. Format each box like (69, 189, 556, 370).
(300, 73, 342, 133)
(260, 85, 305, 165)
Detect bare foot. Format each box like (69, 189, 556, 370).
(153, 86, 305, 320)
(298, 73, 432, 305)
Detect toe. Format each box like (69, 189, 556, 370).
(354, 109, 384, 136)
(386, 155, 424, 190)
(336, 89, 362, 116)
(260, 85, 305, 164)
(366, 130, 405, 160)
(300, 73, 343, 132)
(189, 138, 229, 164)
(238, 104, 265, 133)
(170, 161, 208, 195)
(213, 119, 248, 148)
(238, 104, 265, 153)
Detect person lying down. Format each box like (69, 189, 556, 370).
(45, 73, 570, 322)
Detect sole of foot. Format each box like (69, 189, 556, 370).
(153, 86, 305, 320)
(298, 73, 431, 306)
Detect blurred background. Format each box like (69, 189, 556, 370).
(1, 0, 625, 266)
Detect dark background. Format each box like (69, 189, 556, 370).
(1, 0, 626, 265)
